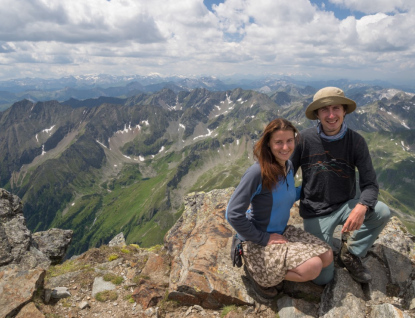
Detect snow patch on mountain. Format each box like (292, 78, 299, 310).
(193, 129, 213, 140)
(42, 125, 55, 134)
(96, 140, 108, 149)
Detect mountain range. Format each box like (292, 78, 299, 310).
(1, 79, 414, 257)
(1, 74, 415, 112)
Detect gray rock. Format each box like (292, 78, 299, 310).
(283, 281, 324, 303)
(192, 305, 204, 312)
(45, 270, 82, 289)
(109, 232, 125, 247)
(0, 225, 13, 266)
(32, 228, 73, 265)
(0, 188, 22, 218)
(0, 188, 71, 271)
(165, 189, 255, 309)
(0, 267, 45, 318)
(1, 197, 31, 265)
(19, 246, 51, 270)
(92, 276, 116, 297)
(95, 257, 123, 270)
(319, 268, 366, 318)
(79, 301, 90, 309)
(365, 255, 390, 301)
(370, 217, 414, 295)
(14, 302, 45, 318)
(144, 307, 158, 317)
(405, 280, 415, 310)
(277, 295, 318, 318)
(51, 286, 72, 299)
(369, 303, 411, 318)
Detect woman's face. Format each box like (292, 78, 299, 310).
(268, 129, 295, 166)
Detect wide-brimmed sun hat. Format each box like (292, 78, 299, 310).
(305, 86, 357, 120)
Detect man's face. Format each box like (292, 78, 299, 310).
(316, 104, 346, 136)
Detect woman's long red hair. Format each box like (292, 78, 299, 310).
(253, 118, 299, 191)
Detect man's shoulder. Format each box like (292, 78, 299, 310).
(300, 127, 318, 141)
(346, 127, 366, 142)
(299, 126, 317, 139)
(300, 126, 316, 134)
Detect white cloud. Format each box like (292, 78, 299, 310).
(329, 0, 412, 14)
(0, 0, 414, 84)
(0, 0, 164, 44)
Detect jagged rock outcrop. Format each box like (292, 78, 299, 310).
(2, 187, 415, 317)
(0, 188, 73, 318)
(108, 232, 126, 247)
(32, 228, 73, 265)
(0, 188, 73, 270)
(165, 188, 255, 309)
(0, 268, 46, 318)
(164, 188, 415, 317)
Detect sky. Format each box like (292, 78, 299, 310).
(0, 0, 413, 85)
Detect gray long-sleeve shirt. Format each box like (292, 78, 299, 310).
(226, 161, 301, 246)
(290, 127, 379, 219)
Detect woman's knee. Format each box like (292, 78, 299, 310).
(319, 249, 333, 268)
(299, 257, 324, 281)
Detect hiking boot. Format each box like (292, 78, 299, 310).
(244, 266, 279, 299)
(338, 242, 371, 283)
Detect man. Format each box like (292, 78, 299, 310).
(291, 86, 391, 285)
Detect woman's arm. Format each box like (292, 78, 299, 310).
(226, 164, 270, 246)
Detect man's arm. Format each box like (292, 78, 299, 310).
(290, 142, 302, 175)
(355, 136, 379, 209)
(342, 135, 379, 233)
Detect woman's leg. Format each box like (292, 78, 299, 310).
(319, 249, 333, 268)
(285, 249, 333, 282)
(285, 256, 323, 282)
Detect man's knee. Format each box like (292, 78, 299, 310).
(373, 201, 391, 223)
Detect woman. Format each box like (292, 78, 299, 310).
(226, 118, 333, 298)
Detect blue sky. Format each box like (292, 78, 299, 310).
(204, 0, 223, 11)
(0, 0, 413, 85)
(310, 0, 365, 19)
(205, 0, 364, 19)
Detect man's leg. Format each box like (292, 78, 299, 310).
(303, 213, 341, 285)
(337, 199, 391, 282)
(341, 200, 391, 257)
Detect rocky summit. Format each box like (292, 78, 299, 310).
(1, 187, 415, 317)
(0, 188, 72, 318)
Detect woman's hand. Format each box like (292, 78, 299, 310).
(267, 233, 288, 245)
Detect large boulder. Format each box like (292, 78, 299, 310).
(0, 189, 32, 267)
(0, 188, 73, 270)
(165, 188, 256, 309)
(0, 188, 73, 318)
(0, 267, 46, 318)
(32, 228, 73, 265)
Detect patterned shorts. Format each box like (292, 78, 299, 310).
(242, 225, 331, 287)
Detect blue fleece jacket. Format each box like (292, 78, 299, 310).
(226, 161, 301, 246)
